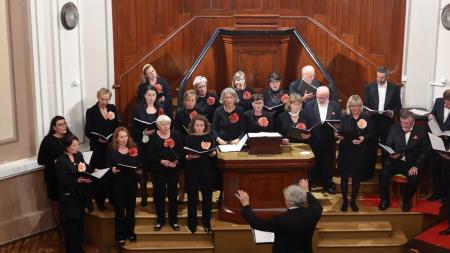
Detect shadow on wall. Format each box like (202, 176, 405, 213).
(327, 53, 367, 103)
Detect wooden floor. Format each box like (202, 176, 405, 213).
(0, 229, 119, 253)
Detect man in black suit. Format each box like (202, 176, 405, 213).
(427, 89, 450, 202)
(303, 86, 341, 193)
(379, 109, 430, 212)
(288, 65, 338, 102)
(364, 67, 402, 180)
(236, 179, 322, 253)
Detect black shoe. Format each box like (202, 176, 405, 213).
(128, 234, 137, 242)
(350, 201, 359, 212)
(340, 200, 348, 212)
(325, 187, 335, 195)
(141, 197, 148, 207)
(379, 200, 390, 211)
(427, 194, 442, 202)
(177, 200, 184, 205)
(189, 226, 197, 233)
(439, 227, 450, 235)
(203, 227, 212, 233)
(402, 202, 412, 212)
(97, 203, 106, 211)
(171, 223, 180, 231)
(117, 240, 125, 246)
(154, 224, 163, 231)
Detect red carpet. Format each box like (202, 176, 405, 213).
(361, 193, 399, 208)
(414, 221, 450, 251)
(361, 194, 441, 216)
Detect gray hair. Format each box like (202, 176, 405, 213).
(219, 87, 239, 104)
(283, 185, 307, 207)
(302, 65, 315, 75)
(156, 115, 172, 127)
(193, 76, 207, 89)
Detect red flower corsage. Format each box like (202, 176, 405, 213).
(229, 113, 239, 124)
(77, 162, 86, 172)
(158, 107, 165, 115)
(201, 141, 211, 150)
(281, 94, 289, 103)
(189, 110, 198, 120)
(207, 96, 215, 106)
(296, 122, 306, 129)
(154, 83, 163, 94)
(163, 138, 175, 149)
(243, 91, 252, 100)
(257, 117, 269, 127)
(107, 111, 115, 120)
(128, 147, 138, 157)
(413, 135, 419, 140)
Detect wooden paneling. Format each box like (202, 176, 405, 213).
(113, 0, 406, 120)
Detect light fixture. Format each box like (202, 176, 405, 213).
(60, 2, 79, 30)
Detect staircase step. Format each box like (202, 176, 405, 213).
(333, 176, 379, 194)
(317, 230, 407, 253)
(318, 221, 392, 239)
(134, 225, 213, 241)
(122, 240, 214, 253)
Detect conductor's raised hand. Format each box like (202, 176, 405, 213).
(235, 190, 250, 207)
(298, 179, 309, 192)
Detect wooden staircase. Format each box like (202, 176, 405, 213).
(317, 221, 407, 253)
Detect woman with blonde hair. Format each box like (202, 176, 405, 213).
(335, 95, 372, 212)
(231, 70, 255, 111)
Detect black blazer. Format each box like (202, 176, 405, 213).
(212, 106, 246, 142)
(85, 103, 120, 149)
(196, 92, 220, 122)
(136, 77, 173, 117)
(364, 81, 402, 114)
(302, 100, 342, 143)
(130, 102, 166, 146)
(173, 106, 204, 138)
(234, 87, 255, 111)
(431, 98, 450, 131)
(55, 152, 89, 219)
(244, 110, 274, 133)
(383, 124, 430, 170)
(241, 192, 323, 253)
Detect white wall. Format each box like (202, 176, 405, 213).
(402, 0, 450, 109)
(30, 0, 114, 145)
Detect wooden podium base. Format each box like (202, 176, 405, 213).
(217, 144, 315, 223)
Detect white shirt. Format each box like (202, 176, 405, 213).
(378, 82, 387, 111)
(318, 102, 328, 122)
(444, 107, 450, 122)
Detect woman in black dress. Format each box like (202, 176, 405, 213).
(336, 95, 372, 212)
(244, 93, 274, 133)
(106, 127, 140, 246)
(37, 115, 71, 241)
(276, 93, 310, 144)
(131, 86, 166, 206)
(185, 115, 216, 233)
(145, 115, 184, 231)
(232, 70, 255, 111)
(212, 87, 246, 145)
(193, 76, 220, 122)
(173, 89, 203, 203)
(262, 72, 290, 118)
(136, 64, 173, 117)
(55, 134, 92, 253)
(85, 88, 120, 210)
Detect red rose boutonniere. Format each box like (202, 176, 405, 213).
(229, 113, 239, 124)
(158, 107, 165, 115)
(257, 117, 269, 127)
(281, 94, 289, 103)
(296, 122, 306, 129)
(77, 162, 86, 172)
(201, 141, 211, 150)
(163, 138, 175, 149)
(207, 96, 215, 106)
(243, 91, 252, 100)
(189, 110, 198, 120)
(128, 147, 138, 157)
(107, 111, 115, 120)
(154, 83, 163, 94)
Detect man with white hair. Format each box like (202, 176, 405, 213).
(302, 86, 341, 194)
(289, 65, 338, 102)
(236, 179, 322, 253)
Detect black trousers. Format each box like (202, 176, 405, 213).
(366, 115, 393, 180)
(152, 168, 179, 225)
(64, 216, 85, 253)
(309, 140, 335, 187)
(442, 158, 450, 224)
(429, 152, 448, 198)
(112, 173, 137, 241)
(186, 169, 213, 229)
(379, 160, 419, 204)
